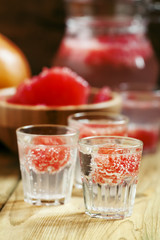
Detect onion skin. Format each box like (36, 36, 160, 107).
(0, 34, 31, 88)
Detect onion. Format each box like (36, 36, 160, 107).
(0, 34, 31, 88)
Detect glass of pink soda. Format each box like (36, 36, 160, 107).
(79, 136, 143, 219)
(16, 124, 79, 206)
(121, 90, 160, 153)
(68, 112, 129, 188)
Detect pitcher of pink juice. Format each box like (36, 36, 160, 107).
(53, 0, 159, 90)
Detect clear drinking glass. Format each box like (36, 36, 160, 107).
(16, 124, 79, 206)
(79, 136, 143, 220)
(121, 90, 160, 153)
(68, 111, 129, 188)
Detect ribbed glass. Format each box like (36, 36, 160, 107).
(21, 158, 75, 205)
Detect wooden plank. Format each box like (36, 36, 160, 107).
(0, 146, 160, 240)
(0, 146, 20, 209)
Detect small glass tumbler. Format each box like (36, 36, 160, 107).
(16, 124, 79, 206)
(79, 136, 143, 220)
(68, 112, 129, 188)
(121, 90, 160, 153)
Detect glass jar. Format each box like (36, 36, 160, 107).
(53, 0, 159, 90)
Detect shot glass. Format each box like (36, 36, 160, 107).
(79, 136, 143, 220)
(16, 124, 79, 206)
(121, 90, 160, 153)
(68, 112, 129, 188)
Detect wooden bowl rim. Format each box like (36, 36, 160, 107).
(0, 87, 122, 111)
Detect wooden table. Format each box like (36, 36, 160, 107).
(0, 144, 160, 240)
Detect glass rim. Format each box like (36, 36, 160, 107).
(79, 135, 143, 149)
(67, 16, 146, 34)
(68, 111, 129, 125)
(121, 90, 160, 106)
(16, 124, 79, 137)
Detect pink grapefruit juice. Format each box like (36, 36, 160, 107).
(68, 112, 128, 188)
(16, 125, 78, 206)
(128, 125, 159, 153)
(54, 33, 158, 89)
(79, 136, 143, 219)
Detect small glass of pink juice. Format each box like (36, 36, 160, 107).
(121, 90, 160, 153)
(53, 15, 159, 89)
(68, 112, 129, 188)
(16, 124, 79, 206)
(79, 136, 143, 219)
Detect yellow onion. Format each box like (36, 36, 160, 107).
(0, 34, 31, 88)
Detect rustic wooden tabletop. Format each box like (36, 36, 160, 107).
(0, 142, 160, 240)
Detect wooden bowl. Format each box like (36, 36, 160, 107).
(0, 87, 122, 152)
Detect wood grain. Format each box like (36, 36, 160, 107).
(0, 147, 20, 209)
(0, 145, 160, 240)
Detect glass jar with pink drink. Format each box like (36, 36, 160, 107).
(53, 0, 159, 90)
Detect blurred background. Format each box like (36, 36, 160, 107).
(0, 0, 159, 87)
(0, 0, 66, 75)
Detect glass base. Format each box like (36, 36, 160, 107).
(24, 195, 67, 206)
(21, 163, 75, 206)
(83, 177, 137, 220)
(85, 208, 132, 220)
